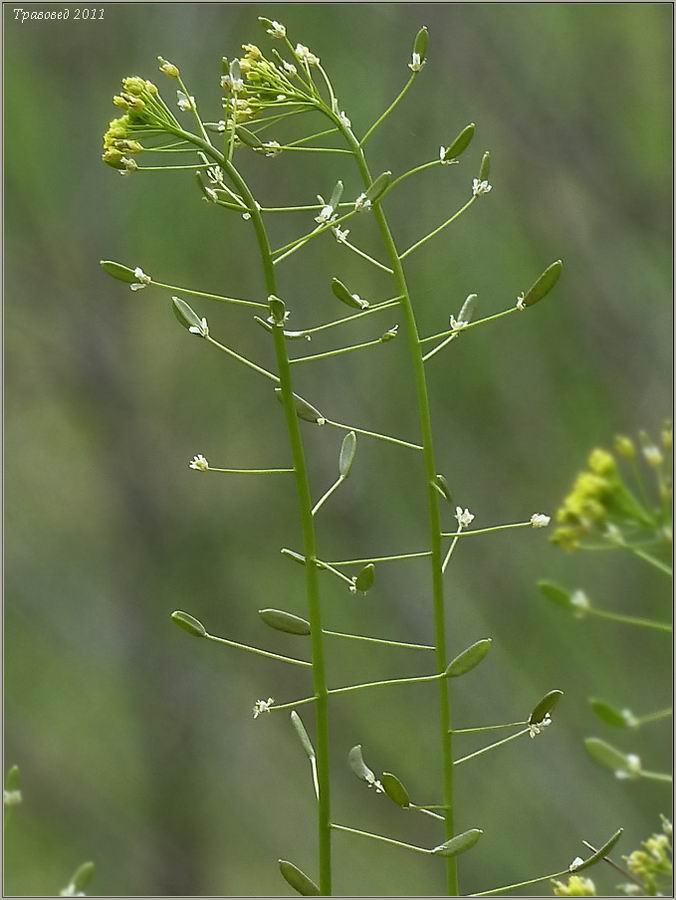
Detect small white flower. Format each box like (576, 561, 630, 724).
(206, 166, 224, 185)
(569, 857, 585, 872)
(449, 315, 468, 331)
(354, 192, 372, 212)
(570, 589, 590, 618)
(333, 226, 350, 243)
(221, 73, 243, 92)
(3, 789, 21, 808)
(295, 44, 320, 67)
(455, 506, 475, 529)
(266, 20, 286, 39)
(338, 110, 351, 128)
(60, 885, 85, 898)
(118, 157, 137, 176)
(515, 292, 527, 311)
(530, 513, 551, 528)
(177, 90, 195, 111)
(204, 186, 218, 203)
(528, 712, 552, 738)
(314, 195, 335, 224)
(642, 444, 663, 467)
(472, 178, 492, 197)
(408, 52, 424, 73)
(188, 317, 209, 338)
(281, 60, 297, 76)
(212, 120, 226, 132)
(189, 454, 209, 471)
(253, 697, 275, 718)
(263, 140, 282, 158)
(130, 267, 151, 291)
(276, 94, 287, 102)
(439, 146, 456, 166)
(241, 212, 251, 221)
(616, 754, 642, 780)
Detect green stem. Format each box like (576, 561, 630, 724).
(218, 156, 333, 894)
(423, 332, 458, 363)
(440, 521, 533, 538)
(149, 279, 267, 309)
(285, 126, 339, 147)
(627, 546, 672, 576)
(290, 334, 391, 365)
(337, 235, 394, 273)
(383, 159, 443, 197)
(329, 671, 443, 697)
(331, 822, 431, 856)
(451, 722, 528, 735)
(312, 476, 344, 516)
(299, 299, 401, 336)
(205, 633, 311, 668)
(327, 550, 432, 566)
(204, 466, 294, 475)
(400, 196, 477, 259)
(588, 607, 672, 633)
(419, 307, 519, 345)
(454, 728, 530, 765)
(322, 629, 434, 651)
(360, 73, 417, 146)
(274, 145, 351, 154)
(640, 770, 672, 783)
(204, 335, 279, 384)
(469, 867, 572, 897)
(635, 707, 672, 726)
(334, 115, 459, 895)
(325, 419, 422, 452)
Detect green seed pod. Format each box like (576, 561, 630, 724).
(339, 431, 357, 479)
(354, 563, 375, 593)
(381, 772, 410, 808)
(445, 638, 492, 677)
(348, 744, 378, 787)
(331, 278, 369, 310)
(258, 608, 311, 636)
(521, 260, 563, 308)
(268, 295, 286, 325)
(366, 171, 392, 204)
(70, 862, 96, 893)
(172, 296, 204, 332)
(413, 26, 429, 62)
(589, 699, 636, 729)
(433, 828, 483, 858)
(584, 738, 640, 778)
(458, 293, 479, 324)
(278, 860, 320, 897)
(529, 689, 563, 725)
(290, 711, 315, 760)
(282, 549, 307, 566)
(100, 260, 137, 284)
(5, 765, 20, 792)
(221, 57, 229, 76)
(443, 123, 475, 161)
(329, 180, 344, 210)
(537, 580, 573, 610)
(478, 151, 490, 180)
(274, 389, 325, 424)
(170, 610, 207, 637)
(236, 125, 263, 149)
(433, 474, 452, 503)
(573, 829, 624, 873)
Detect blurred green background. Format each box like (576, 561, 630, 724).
(4, 2, 672, 896)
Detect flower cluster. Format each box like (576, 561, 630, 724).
(551, 875, 596, 896)
(620, 819, 672, 896)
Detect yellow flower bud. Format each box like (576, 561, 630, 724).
(552, 875, 596, 897)
(614, 435, 636, 459)
(122, 76, 147, 96)
(158, 57, 180, 78)
(588, 448, 616, 476)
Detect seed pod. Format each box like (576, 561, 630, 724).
(445, 638, 492, 677)
(70, 862, 95, 894)
(521, 260, 563, 308)
(100, 260, 137, 283)
(5, 765, 20, 792)
(478, 151, 490, 180)
(236, 125, 263, 149)
(433, 474, 452, 503)
(458, 293, 479, 324)
(170, 610, 207, 638)
(172, 296, 204, 332)
(529, 689, 563, 725)
(354, 563, 375, 593)
(348, 744, 379, 787)
(381, 772, 410, 808)
(339, 431, 357, 479)
(259, 608, 311, 636)
(572, 829, 623, 873)
(366, 171, 392, 204)
(278, 860, 320, 897)
(589, 699, 636, 729)
(537, 580, 573, 610)
(443, 123, 475, 161)
(275, 388, 325, 424)
(268, 295, 286, 325)
(432, 828, 483, 857)
(584, 738, 640, 778)
(413, 26, 429, 62)
(331, 278, 368, 310)
(329, 180, 344, 210)
(290, 711, 315, 760)
(282, 549, 307, 566)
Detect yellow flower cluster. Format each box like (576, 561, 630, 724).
(551, 875, 596, 896)
(221, 43, 309, 124)
(101, 76, 173, 172)
(552, 449, 617, 550)
(625, 829, 672, 894)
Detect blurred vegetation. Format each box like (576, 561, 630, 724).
(4, 3, 672, 896)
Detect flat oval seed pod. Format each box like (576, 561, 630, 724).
(71, 862, 95, 893)
(478, 151, 490, 180)
(354, 563, 375, 594)
(445, 638, 492, 677)
(589, 699, 635, 729)
(100, 260, 137, 283)
(573, 829, 624, 873)
(348, 744, 378, 786)
(537, 580, 573, 609)
(282, 549, 307, 566)
(529, 689, 563, 725)
(278, 860, 320, 897)
(268, 295, 286, 325)
(6, 765, 20, 792)
(339, 431, 357, 479)
(458, 293, 479, 324)
(235, 124, 263, 149)
(171, 610, 207, 637)
(366, 171, 392, 204)
(433, 828, 483, 857)
(290, 711, 315, 760)
(381, 772, 410, 808)
(331, 277, 368, 310)
(413, 26, 429, 61)
(329, 179, 344, 209)
(259, 608, 311, 636)
(584, 738, 637, 777)
(522, 260, 563, 307)
(445, 123, 475, 161)
(274, 388, 325, 424)
(172, 297, 203, 332)
(434, 474, 452, 503)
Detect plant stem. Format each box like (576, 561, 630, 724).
(400, 196, 477, 259)
(360, 73, 417, 146)
(635, 707, 672, 726)
(331, 822, 432, 856)
(454, 728, 530, 765)
(151, 279, 267, 309)
(419, 307, 519, 345)
(312, 476, 344, 516)
(205, 633, 311, 668)
(640, 770, 672, 783)
(335, 116, 459, 895)
(204, 466, 295, 475)
(299, 298, 401, 336)
(627, 546, 673, 576)
(440, 521, 533, 538)
(325, 419, 422, 452)
(451, 722, 528, 735)
(469, 867, 572, 897)
(204, 335, 279, 384)
(322, 629, 434, 651)
(219, 157, 333, 894)
(588, 607, 672, 633)
(327, 550, 432, 566)
(290, 334, 391, 365)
